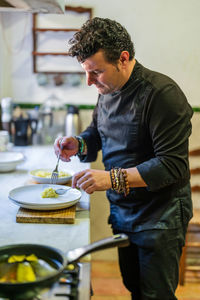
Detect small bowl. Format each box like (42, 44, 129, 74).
(0, 151, 24, 172)
(29, 168, 74, 184)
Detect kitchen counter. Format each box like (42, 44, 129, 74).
(0, 145, 90, 253)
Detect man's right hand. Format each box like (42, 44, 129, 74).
(54, 136, 79, 162)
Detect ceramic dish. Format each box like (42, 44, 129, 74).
(29, 168, 74, 184)
(0, 151, 24, 172)
(9, 184, 81, 211)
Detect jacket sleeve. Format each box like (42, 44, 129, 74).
(136, 84, 193, 192)
(79, 101, 102, 162)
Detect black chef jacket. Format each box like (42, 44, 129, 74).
(79, 60, 193, 233)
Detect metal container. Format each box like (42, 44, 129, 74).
(38, 94, 66, 144)
(65, 105, 81, 137)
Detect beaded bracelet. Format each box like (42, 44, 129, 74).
(110, 168, 115, 189)
(121, 169, 130, 196)
(109, 167, 130, 196)
(75, 136, 85, 155)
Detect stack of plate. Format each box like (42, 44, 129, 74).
(9, 184, 81, 211)
(0, 151, 24, 172)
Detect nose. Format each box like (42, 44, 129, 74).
(86, 73, 96, 86)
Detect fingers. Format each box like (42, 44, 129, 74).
(72, 169, 105, 194)
(59, 156, 71, 162)
(72, 170, 91, 189)
(72, 170, 87, 188)
(54, 136, 77, 160)
(54, 136, 64, 156)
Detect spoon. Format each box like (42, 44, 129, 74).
(55, 187, 73, 195)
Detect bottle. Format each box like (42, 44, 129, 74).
(65, 105, 81, 137)
(1, 97, 13, 136)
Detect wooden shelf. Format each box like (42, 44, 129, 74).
(32, 52, 70, 56)
(33, 28, 79, 32)
(32, 5, 92, 74)
(191, 185, 200, 192)
(35, 71, 85, 74)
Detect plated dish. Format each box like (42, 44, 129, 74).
(29, 168, 74, 184)
(0, 151, 24, 172)
(9, 184, 81, 210)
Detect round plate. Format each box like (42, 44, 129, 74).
(9, 184, 81, 210)
(29, 168, 74, 184)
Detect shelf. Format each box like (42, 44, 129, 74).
(33, 28, 79, 32)
(32, 6, 92, 74)
(32, 52, 70, 56)
(35, 71, 85, 74)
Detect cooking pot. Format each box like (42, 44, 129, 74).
(0, 234, 129, 299)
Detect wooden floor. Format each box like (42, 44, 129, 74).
(91, 260, 200, 300)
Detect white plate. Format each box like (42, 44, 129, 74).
(0, 151, 24, 172)
(29, 168, 74, 184)
(9, 184, 81, 210)
(10, 198, 79, 211)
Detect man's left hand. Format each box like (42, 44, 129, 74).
(72, 169, 111, 194)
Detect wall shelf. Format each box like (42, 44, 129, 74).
(33, 28, 79, 32)
(32, 6, 92, 74)
(32, 52, 69, 56)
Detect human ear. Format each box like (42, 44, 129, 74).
(119, 51, 130, 66)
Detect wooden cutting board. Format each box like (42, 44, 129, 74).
(16, 205, 76, 224)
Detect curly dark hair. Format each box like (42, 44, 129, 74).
(68, 17, 135, 64)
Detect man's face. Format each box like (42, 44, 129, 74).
(81, 50, 124, 95)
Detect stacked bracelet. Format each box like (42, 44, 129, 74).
(110, 167, 130, 197)
(121, 169, 130, 196)
(75, 136, 86, 155)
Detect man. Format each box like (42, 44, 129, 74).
(54, 17, 193, 300)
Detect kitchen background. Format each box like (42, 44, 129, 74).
(0, 0, 200, 107)
(0, 0, 200, 260)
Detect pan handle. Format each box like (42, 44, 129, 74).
(66, 233, 129, 263)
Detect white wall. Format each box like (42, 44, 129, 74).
(0, 0, 200, 106)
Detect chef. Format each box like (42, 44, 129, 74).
(54, 17, 193, 300)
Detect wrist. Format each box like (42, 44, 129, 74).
(109, 167, 130, 196)
(74, 136, 87, 156)
(107, 171, 112, 189)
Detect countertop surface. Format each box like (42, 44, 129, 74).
(0, 145, 90, 253)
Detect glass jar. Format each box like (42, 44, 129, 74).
(0, 130, 9, 151)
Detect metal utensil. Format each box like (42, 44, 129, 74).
(51, 139, 63, 184)
(50, 154, 60, 184)
(55, 187, 73, 195)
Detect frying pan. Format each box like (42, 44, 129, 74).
(0, 233, 129, 300)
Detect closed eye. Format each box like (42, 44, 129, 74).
(92, 70, 103, 75)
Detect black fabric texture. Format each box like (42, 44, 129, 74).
(80, 60, 193, 233)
